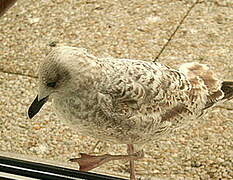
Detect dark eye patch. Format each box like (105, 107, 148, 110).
(46, 82, 57, 88)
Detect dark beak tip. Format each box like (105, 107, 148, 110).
(27, 95, 48, 119)
(27, 105, 36, 119)
(27, 111, 34, 119)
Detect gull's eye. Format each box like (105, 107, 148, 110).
(46, 82, 57, 88)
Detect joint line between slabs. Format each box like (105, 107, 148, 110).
(153, 0, 204, 62)
(0, 69, 38, 79)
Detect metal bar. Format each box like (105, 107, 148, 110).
(0, 156, 126, 180)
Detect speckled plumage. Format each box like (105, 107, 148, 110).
(36, 46, 229, 147)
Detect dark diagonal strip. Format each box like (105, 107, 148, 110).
(0, 156, 126, 180)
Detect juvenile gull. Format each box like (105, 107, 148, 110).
(28, 46, 233, 180)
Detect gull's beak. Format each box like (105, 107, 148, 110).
(28, 95, 49, 119)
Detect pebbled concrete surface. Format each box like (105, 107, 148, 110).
(0, 0, 233, 179)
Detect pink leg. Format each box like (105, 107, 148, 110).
(127, 144, 136, 180)
(70, 151, 143, 172)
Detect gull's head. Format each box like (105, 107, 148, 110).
(38, 51, 71, 101)
(28, 46, 76, 119)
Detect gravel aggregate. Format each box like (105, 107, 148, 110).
(0, 0, 233, 179)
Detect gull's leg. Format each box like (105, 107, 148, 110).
(70, 148, 144, 172)
(127, 144, 136, 180)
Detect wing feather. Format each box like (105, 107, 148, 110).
(98, 59, 193, 120)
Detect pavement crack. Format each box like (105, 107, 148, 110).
(153, 0, 204, 62)
(0, 69, 38, 79)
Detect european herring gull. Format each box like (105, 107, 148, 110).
(28, 46, 233, 180)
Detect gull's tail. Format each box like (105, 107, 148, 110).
(221, 81, 233, 101)
(204, 80, 233, 109)
(179, 62, 233, 109)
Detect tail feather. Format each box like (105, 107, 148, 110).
(221, 81, 233, 101)
(179, 62, 233, 109)
(205, 81, 233, 109)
